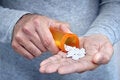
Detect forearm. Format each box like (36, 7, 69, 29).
(85, 0, 120, 44)
(0, 6, 30, 43)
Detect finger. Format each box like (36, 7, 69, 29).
(40, 62, 61, 73)
(36, 22, 59, 54)
(12, 40, 34, 59)
(58, 56, 98, 74)
(45, 58, 71, 73)
(21, 40, 42, 57)
(50, 22, 72, 33)
(40, 58, 71, 73)
(28, 32, 46, 52)
(22, 23, 46, 52)
(83, 40, 99, 56)
(79, 37, 100, 55)
(40, 62, 54, 73)
(40, 51, 66, 73)
(40, 55, 61, 66)
(40, 51, 66, 66)
(93, 42, 113, 64)
(60, 25, 72, 33)
(40, 56, 62, 73)
(15, 33, 42, 57)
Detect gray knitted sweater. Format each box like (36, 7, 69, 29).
(0, 0, 120, 80)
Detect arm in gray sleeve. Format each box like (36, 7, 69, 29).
(85, 0, 120, 44)
(0, 6, 30, 43)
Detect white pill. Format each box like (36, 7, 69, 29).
(65, 45, 86, 60)
(64, 44, 73, 51)
(66, 52, 74, 57)
(72, 54, 82, 60)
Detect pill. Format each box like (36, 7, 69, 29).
(65, 45, 86, 60)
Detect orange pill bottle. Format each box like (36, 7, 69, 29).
(50, 27, 80, 52)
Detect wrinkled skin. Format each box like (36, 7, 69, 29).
(40, 34, 113, 74)
(12, 14, 71, 59)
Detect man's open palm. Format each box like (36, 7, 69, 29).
(39, 34, 113, 74)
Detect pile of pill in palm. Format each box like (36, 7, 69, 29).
(64, 45, 86, 60)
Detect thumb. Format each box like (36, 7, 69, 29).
(59, 25, 72, 33)
(92, 52, 104, 64)
(50, 21, 72, 33)
(92, 42, 113, 64)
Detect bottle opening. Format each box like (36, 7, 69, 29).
(60, 33, 79, 52)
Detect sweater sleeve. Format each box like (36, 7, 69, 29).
(0, 6, 30, 43)
(85, 0, 120, 44)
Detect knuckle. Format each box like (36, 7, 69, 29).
(11, 42, 21, 53)
(64, 23, 70, 27)
(62, 22, 70, 28)
(59, 23, 70, 32)
(33, 17, 42, 29)
(14, 34, 21, 41)
(33, 16, 40, 24)
(15, 34, 23, 42)
(22, 26, 32, 35)
(11, 42, 17, 50)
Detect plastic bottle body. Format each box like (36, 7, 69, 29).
(50, 27, 79, 51)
